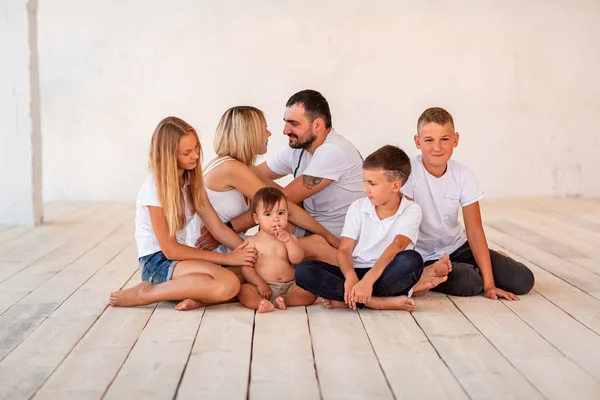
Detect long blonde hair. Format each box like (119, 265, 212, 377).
(149, 116, 204, 237)
(214, 106, 267, 166)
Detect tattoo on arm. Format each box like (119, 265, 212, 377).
(302, 175, 323, 190)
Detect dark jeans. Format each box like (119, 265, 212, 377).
(295, 250, 424, 304)
(427, 241, 535, 296)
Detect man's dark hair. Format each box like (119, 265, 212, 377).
(286, 89, 332, 129)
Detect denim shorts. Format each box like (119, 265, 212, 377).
(138, 251, 179, 285)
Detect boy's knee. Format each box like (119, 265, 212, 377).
(510, 265, 535, 295)
(294, 261, 316, 283)
(394, 250, 424, 270)
(447, 263, 484, 296)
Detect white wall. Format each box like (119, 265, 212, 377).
(1, 0, 43, 225)
(38, 0, 600, 201)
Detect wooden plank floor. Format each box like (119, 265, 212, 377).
(0, 199, 599, 400)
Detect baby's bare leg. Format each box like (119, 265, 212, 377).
(276, 286, 318, 309)
(238, 283, 274, 313)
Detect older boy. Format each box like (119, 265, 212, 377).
(403, 107, 535, 299)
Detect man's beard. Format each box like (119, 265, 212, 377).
(288, 131, 317, 149)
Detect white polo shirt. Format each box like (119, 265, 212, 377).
(341, 196, 422, 269)
(135, 174, 194, 258)
(402, 155, 484, 262)
(267, 130, 365, 238)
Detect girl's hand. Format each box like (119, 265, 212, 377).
(224, 241, 257, 267)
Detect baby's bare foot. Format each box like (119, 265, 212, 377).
(257, 299, 275, 313)
(109, 282, 153, 307)
(412, 275, 448, 297)
(323, 299, 349, 309)
(425, 254, 452, 277)
(175, 299, 205, 311)
(273, 296, 287, 310)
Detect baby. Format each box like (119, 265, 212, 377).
(238, 187, 318, 313)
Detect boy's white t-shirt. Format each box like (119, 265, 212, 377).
(341, 196, 422, 269)
(266, 130, 364, 238)
(402, 155, 483, 262)
(135, 174, 194, 258)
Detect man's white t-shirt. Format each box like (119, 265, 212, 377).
(402, 155, 483, 262)
(267, 130, 364, 238)
(135, 175, 194, 258)
(341, 196, 422, 269)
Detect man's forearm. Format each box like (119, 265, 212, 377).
(230, 210, 256, 233)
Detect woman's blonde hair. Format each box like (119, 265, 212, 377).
(149, 116, 204, 237)
(214, 106, 267, 166)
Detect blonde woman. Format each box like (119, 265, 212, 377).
(191, 106, 339, 264)
(109, 117, 257, 310)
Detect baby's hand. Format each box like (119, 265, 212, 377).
(274, 226, 291, 243)
(257, 283, 272, 299)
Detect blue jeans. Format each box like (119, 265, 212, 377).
(295, 250, 424, 303)
(138, 251, 179, 284)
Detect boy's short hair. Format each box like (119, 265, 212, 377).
(417, 107, 455, 131)
(363, 145, 411, 184)
(286, 89, 332, 129)
(251, 187, 288, 214)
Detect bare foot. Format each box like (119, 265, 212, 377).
(109, 282, 153, 307)
(273, 296, 287, 310)
(424, 254, 452, 277)
(366, 296, 416, 311)
(323, 299, 349, 309)
(257, 299, 275, 313)
(412, 275, 448, 297)
(175, 299, 205, 311)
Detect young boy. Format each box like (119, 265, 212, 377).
(294, 145, 451, 311)
(402, 107, 535, 300)
(238, 187, 318, 313)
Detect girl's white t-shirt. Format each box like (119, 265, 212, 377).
(134, 174, 194, 258)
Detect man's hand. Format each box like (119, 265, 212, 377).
(484, 286, 519, 301)
(350, 279, 373, 309)
(274, 226, 291, 243)
(195, 226, 221, 250)
(257, 282, 272, 299)
(343, 273, 360, 308)
(325, 233, 340, 249)
(285, 221, 297, 235)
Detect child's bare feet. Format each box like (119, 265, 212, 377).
(273, 296, 287, 310)
(323, 299, 349, 309)
(175, 299, 205, 311)
(109, 282, 153, 307)
(366, 296, 416, 311)
(412, 275, 448, 297)
(257, 299, 275, 313)
(424, 254, 452, 277)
